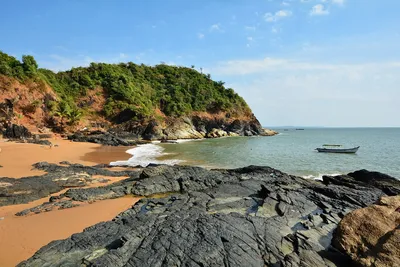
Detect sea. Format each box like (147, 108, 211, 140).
(110, 128, 400, 179)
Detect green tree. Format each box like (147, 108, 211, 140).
(22, 55, 38, 76)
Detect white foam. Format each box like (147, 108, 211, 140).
(302, 173, 342, 180)
(109, 144, 184, 167)
(175, 139, 201, 143)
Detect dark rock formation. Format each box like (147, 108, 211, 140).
(105, 115, 276, 142)
(18, 165, 400, 267)
(0, 162, 140, 206)
(15, 200, 80, 216)
(3, 124, 32, 139)
(67, 131, 139, 146)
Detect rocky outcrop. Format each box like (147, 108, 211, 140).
(3, 124, 32, 139)
(68, 131, 140, 146)
(18, 165, 400, 267)
(333, 195, 400, 267)
(0, 162, 140, 206)
(69, 115, 277, 145)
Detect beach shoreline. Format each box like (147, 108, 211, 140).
(0, 139, 139, 266)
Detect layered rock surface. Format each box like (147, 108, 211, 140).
(17, 165, 400, 267)
(0, 162, 140, 206)
(68, 115, 278, 145)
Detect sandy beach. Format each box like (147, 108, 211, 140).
(0, 139, 131, 178)
(0, 138, 139, 266)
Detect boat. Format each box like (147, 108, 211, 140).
(315, 145, 360, 153)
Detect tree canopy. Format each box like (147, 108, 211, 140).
(0, 51, 251, 121)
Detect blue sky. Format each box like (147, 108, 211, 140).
(1, 0, 400, 127)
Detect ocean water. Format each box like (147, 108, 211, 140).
(110, 128, 400, 179)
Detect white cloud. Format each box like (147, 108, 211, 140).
(210, 58, 400, 126)
(210, 23, 223, 32)
(281, 1, 290, 6)
(211, 57, 400, 76)
(247, 37, 253, 41)
(310, 4, 329, 16)
(119, 53, 128, 59)
(265, 10, 292, 22)
(332, 0, 345, 5)
(198, 33, 205, 39)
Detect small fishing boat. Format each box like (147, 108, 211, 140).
(315, 145, 360, 153)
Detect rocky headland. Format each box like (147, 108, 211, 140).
(6, 163, 398, 267)
(0, 52, 277, 145)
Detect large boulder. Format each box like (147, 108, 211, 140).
(206, 128, 228, 138)
(333, 195, 400, 267)
(3, 124, 32, 139)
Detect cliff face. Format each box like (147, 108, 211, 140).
(0, 51, 276, 140)
(110, 112, 267, 140)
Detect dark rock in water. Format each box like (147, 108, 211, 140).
(18, 166, 400, 267)
(3, 124, 32, 139)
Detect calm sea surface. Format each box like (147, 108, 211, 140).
(111, 128, 400, 179)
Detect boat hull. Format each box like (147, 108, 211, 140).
(315, 146, 360, 153)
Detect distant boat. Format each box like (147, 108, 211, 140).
(295, 128, 305, 130)
(315, 145, 360, 154)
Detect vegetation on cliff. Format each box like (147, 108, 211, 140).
(0, 51, 251, 128)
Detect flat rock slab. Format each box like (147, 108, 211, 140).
(17, 165, 400, 267)
(0, 162, 140, 206)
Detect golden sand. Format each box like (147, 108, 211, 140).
(0, 139, 131, 178)
(0, 139, 138, 266)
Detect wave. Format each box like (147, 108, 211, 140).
(109, 144, 184, 167)
(302, 173, 342, 180)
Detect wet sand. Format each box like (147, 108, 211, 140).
(0, 139, 138, 266)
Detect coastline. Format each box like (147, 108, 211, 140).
(0, 139, 139, 266)
(0, 137, 399, 266)
(0, 139, 133, 178)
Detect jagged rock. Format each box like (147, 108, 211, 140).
(68, 131, 137, 146)
(18, 165, 399, 267)
(15, 200, 79, 216)
(26, 138, 52, 146)
(0, 162, 140, 206)
(206, 128, 228, 138)
(3, 124, 32, 139)
(333, 195, 400, 267)
(106, 115, 274, 141)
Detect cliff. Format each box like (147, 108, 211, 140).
(0, 51, 276, 140)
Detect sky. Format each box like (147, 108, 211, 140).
(1, 0, 400, 127)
